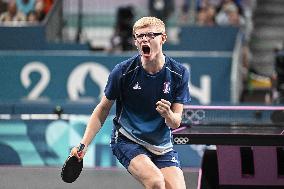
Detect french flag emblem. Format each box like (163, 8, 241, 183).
(163, 82, 170, 94)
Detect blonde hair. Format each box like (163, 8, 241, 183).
(133, 17, 166, 34)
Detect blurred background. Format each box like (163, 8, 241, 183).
(0, 0, 283, 188)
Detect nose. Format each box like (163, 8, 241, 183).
(141, 34, 147, 40)
(141, 35, 150, 43)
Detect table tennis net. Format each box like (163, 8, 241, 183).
(181, 106, 284, 126)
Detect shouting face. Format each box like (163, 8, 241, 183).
(134, 26, 167, 62)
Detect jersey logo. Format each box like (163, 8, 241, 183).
(171, 157, 178, 163)
(133, 82, 141, 90)
(163, 82, 170, 94)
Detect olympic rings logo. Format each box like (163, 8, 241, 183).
(182, 109, 206, 124)
(174, 137, 190, 144)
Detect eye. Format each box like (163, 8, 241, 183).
(136, 34, 145, 39)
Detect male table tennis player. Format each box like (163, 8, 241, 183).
(71, 16, 191, 189)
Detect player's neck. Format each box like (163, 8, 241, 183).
(141, 54, 165, 74)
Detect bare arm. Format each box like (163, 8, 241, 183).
(156, 99, 183, 129)
(81, 96, 114, 145)
(72, 96, 114, 159)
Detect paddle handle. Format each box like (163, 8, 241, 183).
(77, 143, 85, 157)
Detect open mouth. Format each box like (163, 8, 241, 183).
(142, 45, 150, 55)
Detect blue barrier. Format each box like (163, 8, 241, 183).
(0, 26, 46, 50)
(0, 111, 204, 168)
(0, 26, 89, 50)
(164, 26, 239, 51)
(0, 51, 234, 104)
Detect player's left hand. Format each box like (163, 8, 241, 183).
(156, 99, 172, 118)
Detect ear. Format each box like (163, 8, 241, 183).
(134, 39, 139, 48)
(161, 34, 167, 44)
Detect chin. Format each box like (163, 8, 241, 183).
(141, 54, 153, 61)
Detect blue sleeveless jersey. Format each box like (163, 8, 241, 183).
(104, 54, 191, 154)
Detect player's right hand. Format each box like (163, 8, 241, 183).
(70, 144, 86, 161)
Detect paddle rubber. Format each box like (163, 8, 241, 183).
(61, 155, 83, 183)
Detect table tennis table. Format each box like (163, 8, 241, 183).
(173, 105, 284, 189)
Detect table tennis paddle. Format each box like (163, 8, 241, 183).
(61, 144, 85, 183)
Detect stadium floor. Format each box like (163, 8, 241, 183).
(0, 166, 199, 189)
